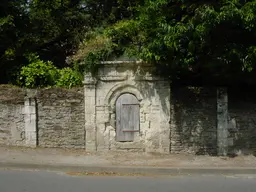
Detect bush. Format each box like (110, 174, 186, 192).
(18, 54, 58, 88)
(55, 67, 83, 88)
(18, 54, 83, 88)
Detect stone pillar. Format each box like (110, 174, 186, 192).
(159, 82, 171, 153)
(24, 98, 37, 147)
(84, 74, 97, 152)
(217, 87, 228, 156)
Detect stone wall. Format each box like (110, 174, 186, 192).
(0, 86, 85, 148)
(36, 88, 85, 148)
(170, 86, 256, 156)
(0, 85, 26, 146)
(228, 88, 256, 155)
(0, 82, 256, 155)
(170, 87, 217, 155)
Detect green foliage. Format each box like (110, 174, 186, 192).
(71, 30, 118, 73)
(18, 54, 82, 88)
(56, 68, 83, 88)
(0, 0, 144, 84)
(3, 0, 256, 86)
(18, 54, 58, 88)
(0, 0, 91, 84)
(80, 0, 256, 85)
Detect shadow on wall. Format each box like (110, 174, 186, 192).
(134, 81, 170, 115)
(171, 86, 217, 156)
(228, 87, 256, 157)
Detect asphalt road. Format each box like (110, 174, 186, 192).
(0, 169, 256, 192)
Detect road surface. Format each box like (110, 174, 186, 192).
(0, 169, 255, 192)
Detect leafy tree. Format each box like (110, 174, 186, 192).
(0, 0, 30, 83)
(27, 0, 90, 66)
(1, 0, 90, 84)
(0, 0, 144, 84)
(77, 0, 256, 86)
(3, 0, 256, 86)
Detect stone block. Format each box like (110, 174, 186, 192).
(85, 115, 95, 124)
(99, 76, 127, 81)
(84, 90, 95, 97)
(96, 113, 109, 123)
(96, 106, 105, 112)
(96, 97, 105, 106)
(103, 67, 116, 76)
(25, 131, 37, 147)
(85, 107, 96, 114)
(140, 121, 150, 131)
(84, 97, 95, 105)
(151, 105, 160, 112)
(23, 106, 36, 114)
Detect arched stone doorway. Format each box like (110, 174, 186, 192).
(84, 61, 171, 153)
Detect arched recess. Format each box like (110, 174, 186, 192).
(104, 83, 143, 112)
(115, 93, 140, 142)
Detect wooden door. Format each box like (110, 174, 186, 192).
(116, 93, 140, 142)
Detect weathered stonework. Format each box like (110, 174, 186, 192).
(0, 86, 26, 146)
(36, 88, 85, 148)
(217, 87, 228, 156)
(0, 74, 256, 156)
(170, 87, 217, 155)
(84, 62, 171, 153)
(0, 86, 85, 149)
(24, 97, 37, 147)
(228, 88, 256, 155)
